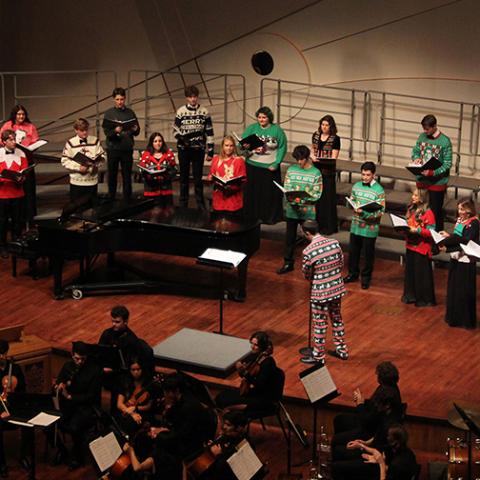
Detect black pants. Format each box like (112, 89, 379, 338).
(178, 148, 205, 208)
(107, 149, 133, 199)
(70, 184, 98, 206)
(402, 249, 436, 306)
(428, 190, 445, 231)
(284, 218, 304, 264)
(348, 233, 377, 282)
(0, 197, 24, 246)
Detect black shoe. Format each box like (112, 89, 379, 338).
(277, 263, 294, 275)
(19, 457, 31, 472)
(52, 449, 67, 466)
(229, 290, 246, 303)
(415, 301, 436, 307)
(68, 460, 82, 471)
(0, 465, 7, 478)
(343, 274, 358, 283)
(401, 296, 415, 304)
(361, 281, 370, 290)
(327, 349, 349, 360)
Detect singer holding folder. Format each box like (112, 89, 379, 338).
(440, 198, 479, 329)
(401, 188, 436, 307)
(411, 114, 452, 231)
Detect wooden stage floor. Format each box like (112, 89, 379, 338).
(1, 237, 479, 422)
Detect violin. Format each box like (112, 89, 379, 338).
(239, 346, 272, 396)
(0, 362, 18, 402)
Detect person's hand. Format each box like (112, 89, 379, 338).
(421, 169, 434, 176)
(125, 405, 135, 415)
(115, 126, 123, 134)
(268, 165, 276, 171)
(353, 388, 363, 405)
(132, 124, 139, 132)
(79, 165, 89, 174)
(354, 207, 363, 214)
(409, 226, 419, 234)
(413, 158, 423, 165)
(210, 444, 222, 456)
(254, 146, 263, 154)
(439, 245, 447, 253)
(235, 360, 246, 371)
(123, 442, 131, 453)
(362, 448, 384, 465)
(131, 412, 142, 424)
(0, 412, 10, 420)
(347, 440, 365, 450)
(439, 230, 449, 238)
(103, 367, 113, 373)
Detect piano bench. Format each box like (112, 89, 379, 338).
(7, 237, 45, 280)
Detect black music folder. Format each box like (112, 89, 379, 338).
(102, 117, 139, 132)
(0, 164, 36, 181)
(405, 156, 442, 175)
(389, 213, 410, 231)
(273, 181, 314, 202)
(211, 174, 245, 188)
(138, 164, 167, 176)
(345, 196, 383, 212)
(234, 132, 264, 151)
(72, 151, 104, 166)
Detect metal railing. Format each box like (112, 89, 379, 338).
(260, 78, 480, 174)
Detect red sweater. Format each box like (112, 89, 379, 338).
(0, 121, 39, 147)
(0, 148, 28, 199)
(138, 149, 176, 197)
(405, 208, 435, 257)
(210, 155, 246, 212)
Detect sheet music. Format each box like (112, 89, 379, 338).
(300, 366, 337, 403)
(390, 213, 408, 228)
(226, 440, 262, 480)
(199, 248, 247, 267)
(28, 412, 60, 427)
(24, 139, 48, 151)
(345, 196, 358, 209)
(8, 419, 33, 428)
(89, 432, 122, 473)
(430, 229, 446, 244)
(273, 180, 286, 193)
(461, 240, 480, 258)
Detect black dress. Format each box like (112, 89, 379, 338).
(312, 132, 340, 234)
(445, 217, 479, 329)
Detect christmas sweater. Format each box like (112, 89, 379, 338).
(61, 135, 105, 186)
(209, 155, 246, 212)
(405, 208, 435, 257)
(138, 149, 177, 197)
(283, 164, 322, 220)
(302, 234, 346, 303)
(350, 180, 385, 238)
(174, 104, 214, 156)
(0, 147, 28, 198)
(241, 122, 287, 169)
(449, 216, 480, 263)
(412, 131, 452, 191)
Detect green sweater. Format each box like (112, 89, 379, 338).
(241, 122, 287, 169)
(350, 180, 385, 238)
(284, 164, 322, 220)
(411, 132, 452, 189)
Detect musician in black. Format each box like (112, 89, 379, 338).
(53, 341, 102, 470)
(0, 339, 28, 477)
(215, 331, 283, 418)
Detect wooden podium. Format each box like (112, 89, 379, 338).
(0, 324, 52, 393)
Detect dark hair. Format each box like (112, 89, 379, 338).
(72, 341, 88, 356)
(163, 374, 185, 393)
(111, 305, 129, 322)
(302, 219, 319, 236)
(8, 105, 32, 125)
(376, 361, 399, 386)
(421, 114, 437, 128)
(387, 424, 409, 448)
(0, 340, 9, 355)
(1, 129, 15, 143)
(457, 197, 477, 217)
(255, 106, 274, 124)
(223, 410, 248, 428)
(250, 331, 271, 352)
(319, 115, 337, 136)
(74, 118, 89, 131)
(112, 87, 126, 98)
(146, 132, 168, 154)
(184, 85, 199, 97)
(361, 161, 376, 174)
(292, 145, 311, 161)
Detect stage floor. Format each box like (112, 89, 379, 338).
(2, 237, 479, 421)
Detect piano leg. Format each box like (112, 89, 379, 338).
(52, 256, 64, 299)
(234, 257, 249, 302)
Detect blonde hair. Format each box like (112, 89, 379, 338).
(407, 188, 429, 219)
(220, 135, 238, 159)
(457, 197, 477, 218)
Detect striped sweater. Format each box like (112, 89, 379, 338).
(302, 234, 346, 302)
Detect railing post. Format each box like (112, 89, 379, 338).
(145, 70, 149, 139)
(470, 104, 480, 171)
(260, 79, 265, 107)
(455, 103, 464, 174)
(223, 75, 228, 137)
(377, 93, 386, 165)
(95, 72, 100, 137)
(276, 80, 281, 125)
(348, 90, 355, 161)
(0, 74, 5, 121)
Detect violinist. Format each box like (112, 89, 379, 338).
(116, 358, 153, 437)
(215, 331, 280, 417)
(0, 339, 28, 478)
(53, 341, 102, 470)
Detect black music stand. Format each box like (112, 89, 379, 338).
(453, 402, 480, 480)
(299, 363, 340, 460)
(197, 248, 246, 335)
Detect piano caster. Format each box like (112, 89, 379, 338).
(71, 289, 83, 300)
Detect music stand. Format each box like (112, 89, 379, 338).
(197, 248, 247, 335)
(453, 402, 480, 480)
(299, 363, 340, 460)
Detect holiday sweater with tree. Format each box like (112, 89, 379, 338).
(350, 180, 385, 238)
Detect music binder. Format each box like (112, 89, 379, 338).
(17, 139, 48, 152)
(460, 240, 480, 259)
(345, 196, 383, 212)
(198, 248, 247, 269)
(102, 117, 138, 132)
(0, 163, 36, 181)
(389, 213, 410, 231)
(405, 156, 442, 175)
(299, 363, 339, 404)
(138, 164, 167, 176)
(273, 181, 313, 202)
(72, 151, 104, 167)
(233, 132, 264, 151)
(212, 174, 245, 188)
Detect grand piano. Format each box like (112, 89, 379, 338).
(34, 198, 261, 299)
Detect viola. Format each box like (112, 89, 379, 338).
(125, 383, 150, 410)
(239, 347, 272, 396)
(0, 374, 18, 402)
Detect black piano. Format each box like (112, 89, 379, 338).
(35, 198, 261, 300)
